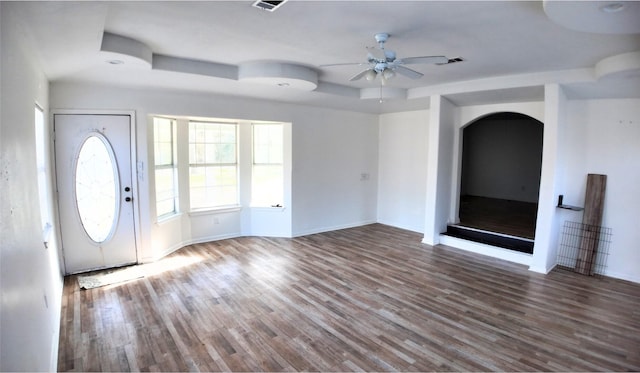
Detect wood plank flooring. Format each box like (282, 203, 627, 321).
(459, 195, 538, 239)
(57, 224, 640, 372)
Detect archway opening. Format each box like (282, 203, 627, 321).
(458, 112, 543, 241)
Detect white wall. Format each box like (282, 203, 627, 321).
(377, 110, 429, 233)
(377, 96, 639, 282)
(560, 98, 640, 282)
(50, 82, 379, 261)
(291, 109, 379, 235)
(1, 3, 64, 371)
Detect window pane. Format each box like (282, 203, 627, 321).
(252, 165, 283, 206)
(254, 144, 268, 164)
(155, 169, 175, 198)
(220, 125, 236, 142)
(75, 135, 118, 243)
(205, 144, 217, 163)
(253, 124, 282, 164)
(189, 167, 206, 188)
(189, 121, 238, 210)
(189, 144, 196, 164)
(269, 146, 283, 164)
(194, 144, 205, 163)
(219, 144, 236, 163)
(153, 117, 178, 218)
(220, 166, 237, 185)
(252, 124, 284, 206)
(155, 143, 173, 166)
(156, 200, 175, 218)
(189, 187, 207, 209)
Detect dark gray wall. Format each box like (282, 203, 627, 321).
(461, 112, 543, 203)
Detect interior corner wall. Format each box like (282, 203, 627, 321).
(1, 3, 64, 371)
(423, 95, 456, 245)
(377, 110, 429, 233)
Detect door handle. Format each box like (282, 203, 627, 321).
(125, 197, 132, 202)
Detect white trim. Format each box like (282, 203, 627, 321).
(438, 234, 533, 266)
(155, 212, 184, 225)
(602, 270, 640, 284)
(249, 206, 286, 212)
(49, 322, 60, 372)
(189, 205, 242, 216)
(292, 220, 376, 238)
(144, 232, 242, 262)
(529, 263, 555, 274)
(446, 224, 535, 242)
(50, 109, 142, 267)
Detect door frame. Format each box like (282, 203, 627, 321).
(51, 109, 142, 274)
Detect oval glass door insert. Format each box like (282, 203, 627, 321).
(75, 134, 119, 243)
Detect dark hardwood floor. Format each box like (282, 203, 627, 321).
(58, 224, 640, 372)
(459, 195, 538, 239)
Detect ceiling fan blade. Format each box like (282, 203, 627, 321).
(349, 69, 373, 81)
(400, 56, 449, 65)
(395, 65, 424, 79)
(320, 62, 367, 67)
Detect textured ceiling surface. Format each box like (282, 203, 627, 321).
(9, 1, 640, 113)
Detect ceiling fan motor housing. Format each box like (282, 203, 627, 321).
(374, 33, 389, 44)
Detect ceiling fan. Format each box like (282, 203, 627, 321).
(322, 33, 460, 85)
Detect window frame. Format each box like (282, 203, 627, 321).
(251, 122, 284, 207)
(153, 117, 179, 219)
(34, 104, 53, 246)
(188, 120, 239, 211)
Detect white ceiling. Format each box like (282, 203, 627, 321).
(9, 0, 640, 114)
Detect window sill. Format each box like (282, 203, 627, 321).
(250, 206, 286, 212)
(189, 205, 242, 216)
(156, 212, 184, 225)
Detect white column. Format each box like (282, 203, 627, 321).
(423, 95, 456, 245)
(530, 83, 567, 273)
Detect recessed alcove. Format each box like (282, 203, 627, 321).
(449, 112, 543, 252)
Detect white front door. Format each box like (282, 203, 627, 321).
(54, 114, 137, 274)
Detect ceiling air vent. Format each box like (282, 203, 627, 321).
(252, 0, 287, 12)
(437, 57, 465, 65)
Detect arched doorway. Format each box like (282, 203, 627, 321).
(458, 112, 543, 241)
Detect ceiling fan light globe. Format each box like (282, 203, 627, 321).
(365, 70, 377, 81)
(383, 69, 396, 80)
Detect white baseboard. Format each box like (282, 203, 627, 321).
(602, 269, 640, 284)
(375, 219, 424, 234)
(439, 234, 533, 266)
(140, 232, 242, 263)
(292, 220, 376, 237)
(50, 321, 60, 372)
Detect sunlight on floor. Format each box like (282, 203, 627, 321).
(82, 254, 204, 290)
(141, 254, 203, 277)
